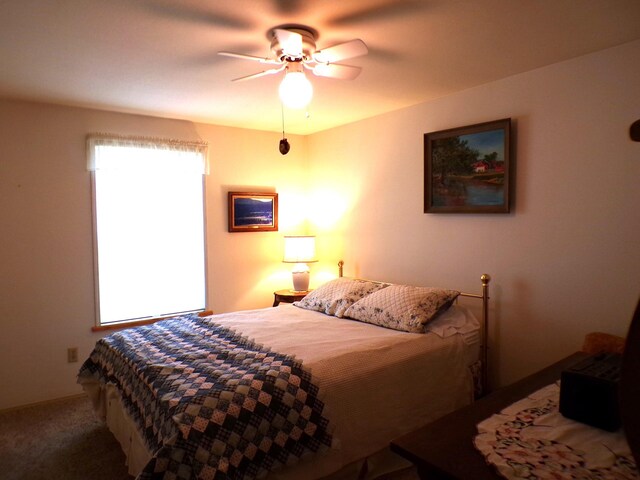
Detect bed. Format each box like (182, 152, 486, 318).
(78, 265, 491, 479)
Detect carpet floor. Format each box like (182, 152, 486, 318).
(0, 395, 132, 480)
(0, 395, 419, 480)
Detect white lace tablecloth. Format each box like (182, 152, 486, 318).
(474, 382, 638, 479)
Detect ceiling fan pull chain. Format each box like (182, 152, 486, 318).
(279, 103, 290, 155)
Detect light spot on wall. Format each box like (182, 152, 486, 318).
(307, 187, 356, 230)
(278, 191, 308, 231)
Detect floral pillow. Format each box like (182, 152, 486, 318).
(343, 284, 460, 333)
(293, 277, 390, 318)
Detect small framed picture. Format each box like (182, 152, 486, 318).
(228, 192, 278, 232)
(424, 118, 513, 214)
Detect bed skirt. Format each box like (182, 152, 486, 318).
(82, 380, 415, 479)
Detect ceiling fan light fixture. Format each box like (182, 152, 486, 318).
(279, 64, 313, 109)
(221, 25, 368, 108)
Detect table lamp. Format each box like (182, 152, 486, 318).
(283, 235, 317, 292)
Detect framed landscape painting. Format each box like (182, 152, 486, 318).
(424, 118, 512, 214)
(228, 192, 278, 232)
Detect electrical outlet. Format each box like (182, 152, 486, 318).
(67, 347, 78, 363)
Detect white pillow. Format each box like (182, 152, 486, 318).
(293, 277, 389, 318)
(425, 305, 480, 338)
(343, 284, 460, 333)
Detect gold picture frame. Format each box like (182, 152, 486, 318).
(228, 192, 278, 232)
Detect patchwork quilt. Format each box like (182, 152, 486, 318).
(77, 314, 333, 480)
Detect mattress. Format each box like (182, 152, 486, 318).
(81, 303, 480, 479)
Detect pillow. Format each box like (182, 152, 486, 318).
(424, 305, 479, 338)
(343, 284, 460, 333)
(293, 277, 390, 317)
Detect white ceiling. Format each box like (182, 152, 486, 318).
(2, 0, 640, 135)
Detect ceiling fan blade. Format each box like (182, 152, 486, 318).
(327, 0, 424, 26)
(231, 65, 285, 82)
(218, 51, 281, 65)
(312, 39, 368, 63)
(144, 2, 253, 29)
(271, 0, 306, 14)
(311, 63, 362, 80)
(274, 28, 303, 58)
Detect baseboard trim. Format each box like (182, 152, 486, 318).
(0, 393, 87, 414)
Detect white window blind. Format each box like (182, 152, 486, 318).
(88, 135, 208, 326)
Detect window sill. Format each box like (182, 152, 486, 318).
(91, 310, 213, 332)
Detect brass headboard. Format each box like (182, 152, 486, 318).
(337, 260, 491, 396)
(460, 275, 491, 396)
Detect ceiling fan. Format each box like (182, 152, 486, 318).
(218, 25, 368, 108)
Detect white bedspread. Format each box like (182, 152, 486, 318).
(206, 304, 477, 479)
(92, 304, 479, 479)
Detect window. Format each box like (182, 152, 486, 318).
(88, 135, 208, 327)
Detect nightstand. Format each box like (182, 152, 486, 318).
(273, 289, 310, 307)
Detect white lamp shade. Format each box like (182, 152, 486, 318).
(283, 236, 317, 263)
(279, 71, 313, 109)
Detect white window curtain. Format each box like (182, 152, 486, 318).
(87, 134, 208, 325)
(87, 134, 209, 173)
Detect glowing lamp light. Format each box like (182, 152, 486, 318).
(283, 235, 317, 292)
(279, 64, 313, 109)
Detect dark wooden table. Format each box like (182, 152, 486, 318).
(272, 289, 310, 307)
(390, 351, 588, 480)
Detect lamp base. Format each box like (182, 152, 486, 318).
(291, 271, 310, 292)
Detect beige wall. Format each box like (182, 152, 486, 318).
(1, 40, 639, 410)
(0, 101, 309, 409)
(307, 40, 640, 388)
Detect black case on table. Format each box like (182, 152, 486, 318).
(559, 353, 622, 432)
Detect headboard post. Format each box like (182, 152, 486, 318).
(338, 260, 344, 278)
(480, 274, 491, 396)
